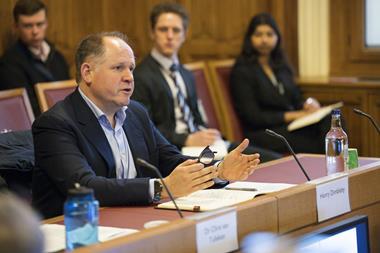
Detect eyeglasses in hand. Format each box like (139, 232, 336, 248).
(198, 145, 217, 165)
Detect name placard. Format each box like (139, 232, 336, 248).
(316, 176, 351, 222)
(196, 211, 238, 253)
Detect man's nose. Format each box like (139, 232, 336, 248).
(31, 25, 39, 34)
(123, 69, 134, 82)
(167, 29, 174, 39)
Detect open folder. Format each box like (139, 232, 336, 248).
(287, 102, 343, 131)
(156, 182, 294, 212)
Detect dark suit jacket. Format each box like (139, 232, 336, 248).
(32, 89, 187, 218)
(230, 59, 304, 131)
(132, 55, 205, 148)
(230, 59, 328, 154)
(0, 40, 69, 116)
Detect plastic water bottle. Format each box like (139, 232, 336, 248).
(64, 183, 99, 250)
(325, 109, 348, 175)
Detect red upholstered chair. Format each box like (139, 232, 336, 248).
(0, 88, 34, 131)
(184, 61, 224, 130)
(208, 59, 244, 142)
(35, 79, 77, 112)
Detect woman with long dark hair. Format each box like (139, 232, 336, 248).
(230, 13, 328, 153)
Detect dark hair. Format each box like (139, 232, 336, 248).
(13, 0, 47, 23)
(150, 2, 189, 31)
(239, 13, 290, 71)
(75, 31, 129, 83)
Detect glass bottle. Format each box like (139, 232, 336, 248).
(64, 183, 99, 251)
(325, 109, 348, 175)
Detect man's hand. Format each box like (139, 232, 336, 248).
(162, 159, 218, 198)
(185, 129, 221, 146)
(218, 139, 260, 181)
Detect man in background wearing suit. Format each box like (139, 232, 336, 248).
(32, 31, 260, 218)
(0, 0, 69, 116)
(133, 2, 280, 162)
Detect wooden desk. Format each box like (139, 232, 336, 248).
(46, 155, 380, 253)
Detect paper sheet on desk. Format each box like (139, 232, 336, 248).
(225, 182, 295, 192)
(157, 182, 295, 212)
(41, 224, 138, 253)
(181, 138, 228, 160)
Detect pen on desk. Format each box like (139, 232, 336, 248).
(224, 187, 258, 192)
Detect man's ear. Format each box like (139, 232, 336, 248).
(81, 63, 92, 84)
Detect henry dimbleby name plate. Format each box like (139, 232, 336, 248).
(196, 211, 238, 253)
(316, 176, 351, 222)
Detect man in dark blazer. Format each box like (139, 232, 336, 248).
(32, 31, 260, 218)
(133, 3, 280, 162)
(0, 0, 69, 116)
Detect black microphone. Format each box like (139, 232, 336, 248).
(353, 108, 380, 134)
(136, 158, 184, 218)
(265, 129, 311, 181)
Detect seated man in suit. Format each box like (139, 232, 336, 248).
(32, 31, 260, 218)
(0, 0, 69, 116)
(133, 2, 280, 162)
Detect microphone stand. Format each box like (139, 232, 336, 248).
(265, 129, 311, 181)
(353, 108, 380, 134)
(136, 158, 184, 218)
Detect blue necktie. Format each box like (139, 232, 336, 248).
(169, 64, 198, 133)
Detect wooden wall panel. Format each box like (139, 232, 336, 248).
(330, 0, 380, 77)
(299, 79, 380, 157)
(0, 0, 298, 77)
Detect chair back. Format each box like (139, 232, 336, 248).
(35, 79, 77, 112)
(0, 88, 34, 131)
(208, 59, 244, 141)
(184, 61, 223, 130)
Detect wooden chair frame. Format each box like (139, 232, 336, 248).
(207, 59, 242, 141)
(184, 61, 225, 130)
(0, 87, 35, 129)
(35, 80, 77, 112)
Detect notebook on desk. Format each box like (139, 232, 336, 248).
(156, 182, 295, 212)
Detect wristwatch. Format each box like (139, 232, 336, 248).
(153, 179, 163, 203)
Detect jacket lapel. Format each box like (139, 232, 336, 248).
(123, 108, 152, 178)
(71, 90, 116, 177)
(147, 56, 175, 107)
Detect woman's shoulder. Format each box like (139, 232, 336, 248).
(233, 57, 260, 72)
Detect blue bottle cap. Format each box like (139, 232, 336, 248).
(68, 183, 94, 197)
(332, 109, 341, 115)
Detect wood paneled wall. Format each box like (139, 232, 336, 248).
(299, 78, 380, 157)
(330, 0, 380, 78)
(0, 0, 298, 77)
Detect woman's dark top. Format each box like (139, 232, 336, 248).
(230, 58, 328, 154)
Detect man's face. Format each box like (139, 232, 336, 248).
(82, 37, 135, 115)
(151, 12, 186, 58)
(15, 9, 48, 49)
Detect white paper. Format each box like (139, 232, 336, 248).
(182, 138, 228, 160)
(196, 211, 238, 253)
(287, 102, 343, 131)
(41, 224, 138, 253)
(158, 182, 295, 212)
(157, 189, 258, 211)
(225, 181, 295, 192)
(316, 176, 351, 222)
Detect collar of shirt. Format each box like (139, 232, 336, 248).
(29, 40, 50, 62)
(78, 87, 128, 130)
(151, 48, 179, 72)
